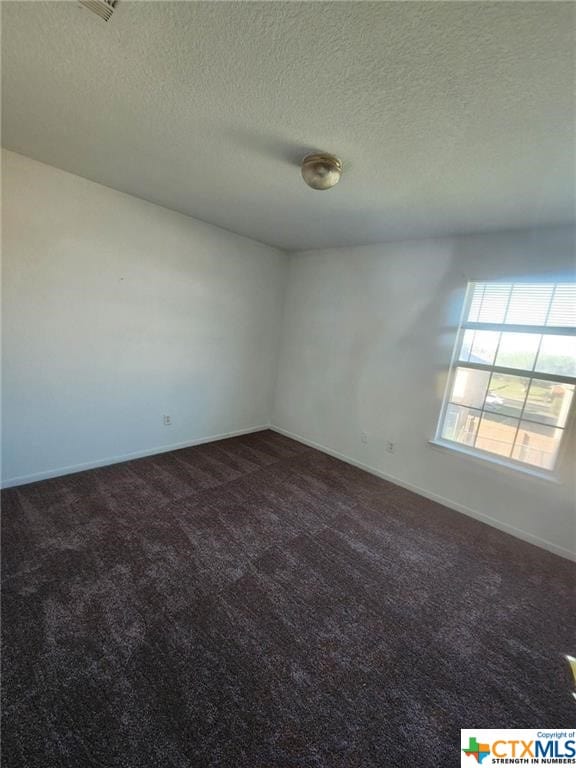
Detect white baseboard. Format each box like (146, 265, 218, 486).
(1, 425, 269, 489)
(270, 425, 576, 562)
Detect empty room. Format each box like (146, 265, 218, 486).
(1, 1, 575, 766)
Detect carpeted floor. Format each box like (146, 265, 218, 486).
(2, 430, 575, 767)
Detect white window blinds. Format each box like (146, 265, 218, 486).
(436, 282, 576, 472)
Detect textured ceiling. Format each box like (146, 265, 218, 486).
(2, 1, 574, 250)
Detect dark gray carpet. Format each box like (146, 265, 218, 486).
(2, 430, 575, 767)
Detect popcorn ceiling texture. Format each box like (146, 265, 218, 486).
(2, 1, 574, 250)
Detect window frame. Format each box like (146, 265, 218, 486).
(433, 281, 576, 478)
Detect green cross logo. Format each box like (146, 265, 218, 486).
(463, 736, 491, 764)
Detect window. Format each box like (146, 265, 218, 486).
(435, 282, 576, 473)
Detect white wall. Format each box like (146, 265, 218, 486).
(2, 150, 286, 486)
(272, 228, 576, 559)
(3, 150, 575, 559)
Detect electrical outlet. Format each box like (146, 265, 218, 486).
(360, 431, 368, 444)
(386, 441, 395, 453)
(163, 415, 172, 426)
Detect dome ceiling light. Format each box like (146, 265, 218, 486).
(301, 152, 343, 190)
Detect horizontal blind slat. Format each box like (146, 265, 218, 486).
(467, 282, 575, 328)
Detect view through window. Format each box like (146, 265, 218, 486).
(436, 282, 576, 472)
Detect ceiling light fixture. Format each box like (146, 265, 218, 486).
(301, 152, 343, 190)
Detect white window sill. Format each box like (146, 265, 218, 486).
(428, 438, 563, 484)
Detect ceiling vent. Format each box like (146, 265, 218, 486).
(79, 0, 117, 22)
